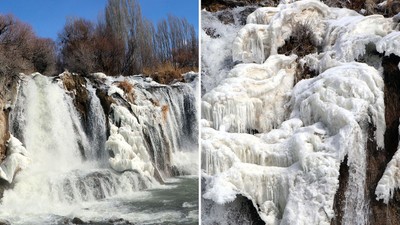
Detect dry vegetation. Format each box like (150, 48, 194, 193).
(0, 14, 56, 77)
(118, 80, 133, 94)
(277, 23, 318, 83)
(278, 23, 318, 58)
(161, 105, 169, 122)
(143, 62, 197, 84)
(116, 80, 136, 104)
(202, 0, 399, 17)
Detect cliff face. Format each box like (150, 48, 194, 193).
(0, 98, 9, 162)
(0, 75, 19, 164)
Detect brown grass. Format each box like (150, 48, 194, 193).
(161, 105, 169, 122)
(143, 62, 198, 85)
(118, 80, 133, 94)
(116, 80, 136, 104)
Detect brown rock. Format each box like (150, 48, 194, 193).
(61, 72, 89, 121)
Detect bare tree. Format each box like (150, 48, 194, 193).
(0, 14, 56, 77)
(58, 18, 96, 75)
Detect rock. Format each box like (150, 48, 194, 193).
(61, 72, 89, 122)
(71, 217, 85, 224)
(0, 219, 11, 225)
(238, 7, 257, 25)
(0, 74, 19, 164)
(217, 10, 234, 24)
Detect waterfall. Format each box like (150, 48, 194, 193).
(0, 72, 198, 224)
(0, 74, 156, 219)
(86, 83, 107, 162)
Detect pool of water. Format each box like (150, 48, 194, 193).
(0, 176, 198, 225)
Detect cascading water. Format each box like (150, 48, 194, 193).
(86, 83, 108, 162)
(0, 72, 198, 225)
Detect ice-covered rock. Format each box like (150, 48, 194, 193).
(202, 55, 296, 134)
(0, 135, 29, 183)
(203, 62, 384, 225)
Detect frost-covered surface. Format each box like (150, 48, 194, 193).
(202, 55, 296, 133)
(203, 63, 385, 225)
(0, 135, 29, 183)
(201, 7, 251, 93)
(201, 0, 394, 224)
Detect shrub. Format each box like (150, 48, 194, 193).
(278, 22, 318, 58)
(143, 62, 187, 85)
(117, 80, 136, 104)
(118, 80, 133, 94)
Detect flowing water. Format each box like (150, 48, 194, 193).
(0, 176, 198, 225)
(0, 74, 198, 224)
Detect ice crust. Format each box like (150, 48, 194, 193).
(0, 135, 29, 183)
(201, 0, 394, 224)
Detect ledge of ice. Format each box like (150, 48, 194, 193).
(0, 135, 29, 183)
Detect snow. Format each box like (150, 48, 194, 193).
(376, 31, 400, 57)
(90, 72, 108, 80)
(0, 135, 29, 183)
(108, 85, 124, 97)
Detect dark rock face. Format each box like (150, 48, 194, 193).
(238, 7, 257, 25)
(71, 217, 85, 224)
(367, 54, 400, 225)
(218, 10, 235, 24)
(201, 177, 264, 225)
(331, 157, 349, 225)
(61, 73, 89, 121)
(0, 219, 11, 225)
(331, 54, 400, 225)
(0, 75, 19, 163)
(0, 105, 9, 162)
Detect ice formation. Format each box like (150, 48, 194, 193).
(0, 135, 29, 183)
(201, 0, 396, 224)
(202, 55, 296, 133)
(376, 122, 400, 204)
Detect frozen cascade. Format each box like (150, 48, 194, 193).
(203, 63, 385, 225)
(201, 1, 390, 224)
(106, 77, 198, 178)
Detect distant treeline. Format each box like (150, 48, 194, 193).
(0, 0, 198, 80)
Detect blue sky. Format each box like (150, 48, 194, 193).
(0, 0, 199, 40)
